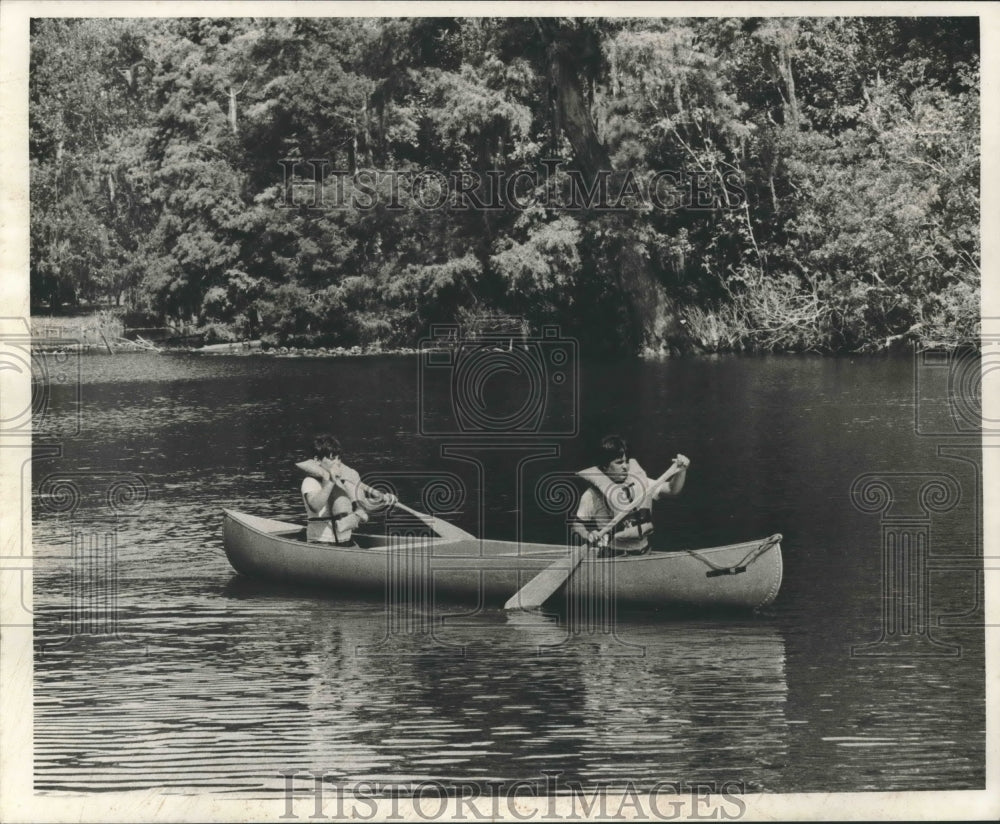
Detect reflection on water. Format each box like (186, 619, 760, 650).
(35, 584, 789, 794)
(31, 353, 983, 794)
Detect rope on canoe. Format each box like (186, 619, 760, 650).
(685, 533, 783, 578)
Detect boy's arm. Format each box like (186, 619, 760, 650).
(302, 475, 337, 512)
(337, 465, 398, 509)
(653, 454, 690, 499)
(571, 490, 605, 544)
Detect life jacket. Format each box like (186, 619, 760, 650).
(577, 459, 654, 546)
(302, 462, 363, 544)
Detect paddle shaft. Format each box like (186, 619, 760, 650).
(302, 462, 475, 540)
(504, 460, 685, 610)
(390, 498, 440, 528)
(321, 472, 427, 526)
(588, 461, 684, 543)
(331, 473, 475, 539)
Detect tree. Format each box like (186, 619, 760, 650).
(28, 16, 978, 352)
(30, 18, 150, 309)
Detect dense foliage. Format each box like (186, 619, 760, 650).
(29, 17, 979, 354)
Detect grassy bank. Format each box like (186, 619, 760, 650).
(30, 306, 982, 357)
(30, 310, 161, 352)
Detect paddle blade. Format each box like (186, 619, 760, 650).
(296, 459, 325, 478)
(504, 545, 589, 610)
(389, 501, 476, 541)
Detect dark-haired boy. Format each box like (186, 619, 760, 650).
(571, 434, 689, 555)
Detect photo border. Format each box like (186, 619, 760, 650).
(1, 1, 996, 821)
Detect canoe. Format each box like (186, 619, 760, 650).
(194, 339, 262, 354)
(222, 510, 783, 611)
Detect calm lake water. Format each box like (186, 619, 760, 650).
(30, 351, 983, 795)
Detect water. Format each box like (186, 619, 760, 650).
(30, 352, 984, 794)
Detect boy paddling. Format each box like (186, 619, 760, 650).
(571, 434, 690, 555)
(299, 434, 396, 544)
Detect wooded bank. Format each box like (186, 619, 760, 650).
(30, 17, 979, 355)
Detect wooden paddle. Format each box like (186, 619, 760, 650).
(503, 460, 685, 611)
(388, 499, 476, 541)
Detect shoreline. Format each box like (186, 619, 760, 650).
(29, 339, 932, 360)
(28, 315, 964, 358)
(29, 337, 424, 357)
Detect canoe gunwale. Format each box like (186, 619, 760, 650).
(223, 510, 783, 609)
(223, 509, 780, 565)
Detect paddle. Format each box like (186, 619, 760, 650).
(503, 460, 685, 611)
(295, 459, 474, 541)
(388, 499, 476, 541)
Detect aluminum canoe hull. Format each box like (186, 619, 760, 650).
(222, 510, 783, 611)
